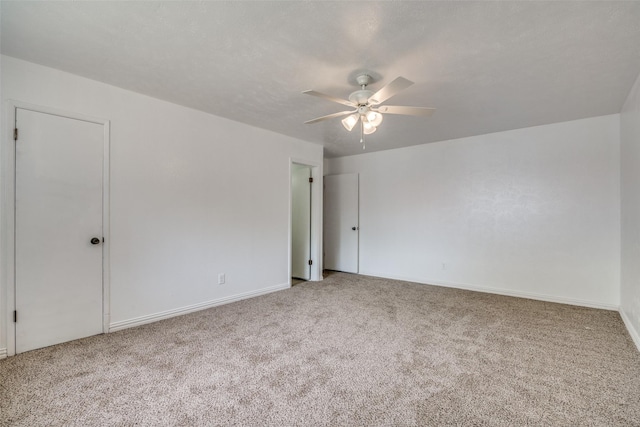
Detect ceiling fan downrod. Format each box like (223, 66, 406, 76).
(357, 74, 371, 91)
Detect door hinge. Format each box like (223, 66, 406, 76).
(309, 177, 313, 183)
(308, 259, 313, 265)
(13, 310, 17, 323)
(14, 128, 18, 141)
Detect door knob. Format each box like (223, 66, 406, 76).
(90, 237, 101, 245)
(352, 227, 357, 231)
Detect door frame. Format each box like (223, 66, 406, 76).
(2, 100, 111, 357)
(288, 157, 322, 283)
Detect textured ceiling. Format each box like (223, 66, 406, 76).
(2, 1, 640, 158)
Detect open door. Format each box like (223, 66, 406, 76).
(324, 173, 359, 273)
(291, 164, 311, 280)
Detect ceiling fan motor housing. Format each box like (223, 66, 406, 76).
(349, 90, 374, 106)
(350, 74, 375, 105)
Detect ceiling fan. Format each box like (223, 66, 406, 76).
(303, 74, 435, 148)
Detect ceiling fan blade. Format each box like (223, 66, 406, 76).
(368, 77, 414, 105)
(304, 110, 356, 124)
(302, 90, 355, 107)
(376, 105, 436, 117)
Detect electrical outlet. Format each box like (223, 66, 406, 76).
(218, 273, 225, 285)
(442, 263, 446, 270)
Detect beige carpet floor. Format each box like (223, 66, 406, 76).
(1, 272, 639, 426)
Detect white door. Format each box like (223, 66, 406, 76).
(15, 108, 104, 353)
(324, 173, 359, 273)
(291, 164, 311, 280)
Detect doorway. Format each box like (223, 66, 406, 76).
(8, 104, 110, 354)
(291, 164, 312, 282)
(289, 159, 322, 284)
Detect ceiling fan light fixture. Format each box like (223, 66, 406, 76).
(362, 119, 377, 136)
(366, 110, 383, 127)
(363, 124, 377, 135)
(362, 115, 376, 131)
(342, 113, 359, 131)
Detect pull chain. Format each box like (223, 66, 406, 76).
(361, 83, 367, 149)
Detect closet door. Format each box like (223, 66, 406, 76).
(15, 108, 104, 353)
(324, 173, 359, 273)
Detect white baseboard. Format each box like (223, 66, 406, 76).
(0, 348, 7, 359)
(109, 282, 290, 332)
(359, 271, 619, 311)
(619, 308, 640, 352)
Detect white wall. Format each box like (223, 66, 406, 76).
(0, 56, 323, 355)
(621, 71, 640, 350)
(327, 115, 620, 309)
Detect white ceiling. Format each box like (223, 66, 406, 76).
(2, 1, 640, 158)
